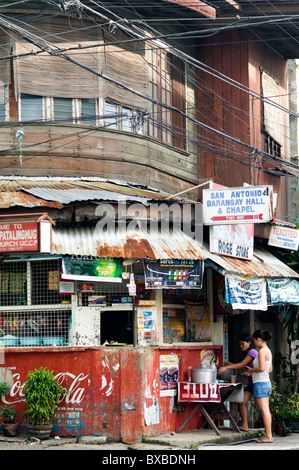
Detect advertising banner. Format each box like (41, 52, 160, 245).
(203, 186, 272, 225)
(268, 225, 299, 251)
(62, 256, 123, 283)
(225, 273, 268, 310)
(267, 279, 299, 305)
(144, 259, 203, 289)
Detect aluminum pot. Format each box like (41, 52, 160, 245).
(191, 366, 217, 384)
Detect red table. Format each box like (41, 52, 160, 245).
(177, 382, 243, 436)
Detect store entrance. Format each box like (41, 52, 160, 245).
(101, 310, 133, 345)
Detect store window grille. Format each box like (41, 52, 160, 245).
(78, 279, 133, 308)
(0, 259, 71, 348)
(78, 280, 134, 345)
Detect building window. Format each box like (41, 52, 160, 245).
(0, 85, 8, 121)
(20, 94, 44, 122)
(263, 132, 281, 158)
(0, 259, 71, 348)
(104, 100, 144, 134)
(147, 45, 186, 149)
(78, 280, 134, 345)
(81, 98, 97, 126)
(53, 97, 73, 123)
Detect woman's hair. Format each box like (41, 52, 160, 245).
(238, 333, 255, 352)
(253, 329, 272, 341)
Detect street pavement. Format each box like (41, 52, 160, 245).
(0, 428, 298, 452)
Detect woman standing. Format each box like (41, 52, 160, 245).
(218, 333, 257, 431)
(246, 329, 273, 443)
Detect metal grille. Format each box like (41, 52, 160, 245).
(79, 279, 133, 308)
(0, 258, 71, 348)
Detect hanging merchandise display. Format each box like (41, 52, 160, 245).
(267, 278, 299, 305)
(225, 273, 268, 310)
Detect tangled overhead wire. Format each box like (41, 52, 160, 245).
(40, 0, 84, 18)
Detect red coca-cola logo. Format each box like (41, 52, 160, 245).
(2, 372, 89, 405)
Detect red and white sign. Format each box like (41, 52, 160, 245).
(0, 221, 38, 252)
(268, 225, 299, 251)
(210, 224, 254, 260)
(178, 382, 240, 403)
(203, 186, 272, 225)
(209, 183, 254, 260)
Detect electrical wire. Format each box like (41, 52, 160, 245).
(0, 2, 297, 180)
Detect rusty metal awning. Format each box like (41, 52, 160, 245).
(0, 177, 168, 209)
(52, 224, 298, 279)
(206, 248, 299, 279)
(52, 225, 210, 260)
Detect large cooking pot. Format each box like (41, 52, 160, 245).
(191, 366, 217, 384)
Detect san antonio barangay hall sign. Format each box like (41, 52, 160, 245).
(203, 185, 273, 225)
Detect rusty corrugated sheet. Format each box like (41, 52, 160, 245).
(52, 225, 298, 279)
(52, 225, 210, 260)
(207, 248, 299, 278)
(0, 177, 169, 209)
(0, 190, 61, 209)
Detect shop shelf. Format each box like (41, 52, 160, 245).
(19, 337, 42, 346)
(0, 337, 19, 347)
(42, 337, 65, 346)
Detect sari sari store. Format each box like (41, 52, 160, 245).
(0, 210, 229, 442)
(1, 203, 298, 442)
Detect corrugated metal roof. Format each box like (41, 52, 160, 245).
(52, 226, 210, 260)
(207, 248, 299, 279)
(24, 188, 150, 205)
(0, 177, 171, 208)
(52, 225, 298, 279)
(0, 191, 61, 209)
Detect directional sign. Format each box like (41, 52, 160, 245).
(203, 186, 272, 225)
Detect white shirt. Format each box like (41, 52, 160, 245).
(252, 348, 272, 383)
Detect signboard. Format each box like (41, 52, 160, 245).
(210, 224, 254, 260)
(203, 186, 272, 225)
(62, 256, 123, 283)
(209, 182, 254, 260)
(0, 221, 39, 252)
(144, 259, 203, 289)
(268, 225, 299, 251)
(178, 382, 221, 403)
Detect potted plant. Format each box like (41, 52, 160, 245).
(0, 382, 9, 397)
(22, 366, 65, 439)
(269, 381, 289, 436)
(0, 405, 18, 437)
(284, 392, 299, 433)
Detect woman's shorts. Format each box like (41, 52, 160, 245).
(244, 383, 254, 394)
(253, 381, 272, 398)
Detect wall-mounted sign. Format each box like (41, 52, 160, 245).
(0, 214, 53, 254)
(203, 186, 272, 225)
(62, 256, 123, 283)
(144, 259, 203, 289)
(0, 220, 38, 252)
(209, 182, 254, 259)
(210, 224, 254, 260)
(268, 225, 299, 251)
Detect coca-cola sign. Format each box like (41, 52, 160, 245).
(2, 371, 89, 405)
